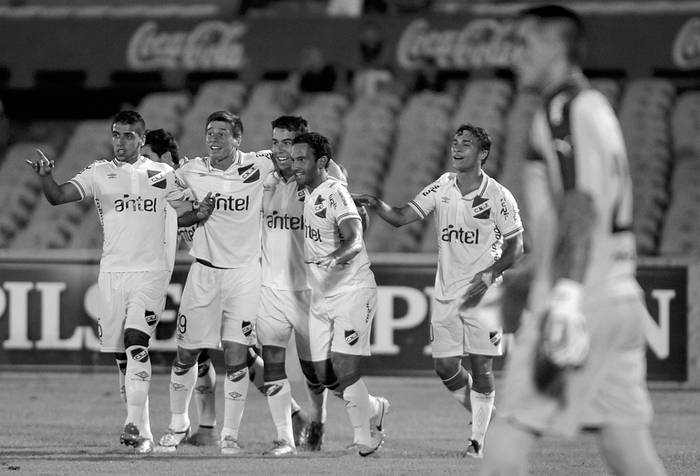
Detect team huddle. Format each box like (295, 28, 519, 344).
(26, 4, 668, 475)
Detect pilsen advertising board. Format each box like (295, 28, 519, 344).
(0, 254, 689, 381)
(1, 13, 700, 88)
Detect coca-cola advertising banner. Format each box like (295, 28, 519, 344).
(0, 13, 699, 88)
(0, 255, 689, 380)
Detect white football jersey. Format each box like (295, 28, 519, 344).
(303, 178, 376, 296)
(525, 77, 639, 313)
(69, 157, 189, 272)
(409, 172, 523, 300)
(175, 150, 274, 268)
(261, 173, 309, 291)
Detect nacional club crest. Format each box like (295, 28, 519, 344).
(147, 170, 166, 189)
(238, 163, 260, 183)
(314, 195, 327, 218)
(344, 330, 359, 346)
(472, 195, 491, 219)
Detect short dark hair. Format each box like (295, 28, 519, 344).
(271, 115, 309, 135)
(145, 129, 181, 165)
(519, 4, 586, 63)
(206, 110, 243, 138)
(112, 110, 145, 135)
(293, 132, 332, 168)
(455, 124, 492, 164)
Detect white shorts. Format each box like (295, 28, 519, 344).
(176, 260, 260, 349)
(97, 270, 171, 353)
(430, 284, 503, 358)
(499, 294, 653, 437)
(309, 287, 376, 362)
(257, 286, 313, 361)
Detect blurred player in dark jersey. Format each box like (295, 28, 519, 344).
(482, 6, 666, 475)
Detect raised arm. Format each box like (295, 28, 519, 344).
(26, 149, 82, 205)
(353, 194, 421, 227)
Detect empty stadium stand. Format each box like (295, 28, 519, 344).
(1, 73, 699, 256)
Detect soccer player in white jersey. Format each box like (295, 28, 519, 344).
(155, 110, 276, 455)
(26, 111, 195, 454)
(482, 6, 666, 476)
(259, 116, 366, 455)
(354, 124, 524, 457)
(291, 132, 387, 457)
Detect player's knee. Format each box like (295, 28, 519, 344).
(335, 372, 361, 394)
(225, 363, 249, 382)
(314, 359, 339, 391)
(299, 359, 323, 390)
(472, 370, 495, 394)
(173, 358, 195, 376)
(263, 361, 287, 382)
(433, 358, 460, 380)
(123, 328, 150, 349)
(262, 345, 286, 365)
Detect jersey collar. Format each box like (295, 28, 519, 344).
(204, 150, 242, 173)
(455, 172, 489, 200)
(111, 156, 147, 168)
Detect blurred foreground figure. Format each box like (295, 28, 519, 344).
(482, 5, 666, 476)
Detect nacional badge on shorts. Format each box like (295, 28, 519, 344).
(344, 329, 359, 346)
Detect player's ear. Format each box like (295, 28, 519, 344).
(317, 155, 329, 169)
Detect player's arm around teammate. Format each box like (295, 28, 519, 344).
(356, 124, 524, 458)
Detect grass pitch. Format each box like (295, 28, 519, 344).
(0, 371, 698, 475)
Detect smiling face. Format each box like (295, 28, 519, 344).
(450, 129, 486, 172)
(271, 127, 297, 178)
(111, 122, 144, 163)
(205, 120, 239, 163)
(291, 142, 324, 188)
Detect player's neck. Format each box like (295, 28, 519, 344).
(456, 169, 483, 196)
(541, 63, 581, 98)
(115, 154, 140, 165)
(307, 172, 329, 192)
(210, 154, 234, 171)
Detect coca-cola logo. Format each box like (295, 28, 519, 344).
(396, 18, 518, 71)
(673, 17, 700, 69)
(126, 21, 246, 70)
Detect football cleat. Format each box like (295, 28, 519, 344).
(158, 426, 190, 450)
(220, 435, 243, 455)
(263, 439, 297, 456)
(358, 433, 385, 457)
(120, 422, 141, 447)
(464, 438, 483, 459)
(370, 397, 391, 435)
(185, 427, 218, 446)
(291, 409, 310, 446)
(304, 421, 324, 451)
(135, 438, 155, 455)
